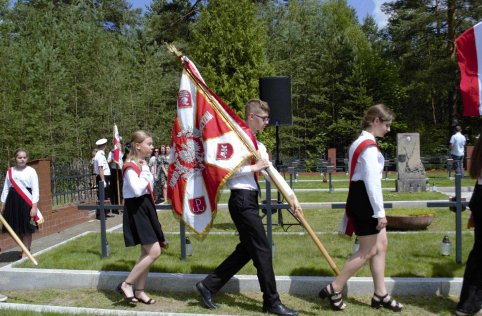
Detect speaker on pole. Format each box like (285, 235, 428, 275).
(259, 76, 292, 126)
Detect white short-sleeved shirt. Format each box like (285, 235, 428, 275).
(94, 150, 111, 176)
(1, 166, 39, 203)
(349, 131, 385, 218)
(450, 132, 466, 156)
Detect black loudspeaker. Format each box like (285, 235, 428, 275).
(259, 76, 292, 126)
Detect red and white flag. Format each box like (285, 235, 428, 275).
(113, 124, 121, 163)
(167, 56, 258, 237)
(456, 21, 482, 116)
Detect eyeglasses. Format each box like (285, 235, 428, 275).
(254, 114, 270, 122)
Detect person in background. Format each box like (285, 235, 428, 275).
(117, 130, 167, 305)
(195, 99, 300, 316)
(450, 125, 467, 176)
(93, 138, 113, 219)
(148, 147, 162, 203)
(1, 149, 39, 259)
(158, 145, 169, 204)
(107, 137, 124, 212)
(455, 132, 482, 316)
(319, 104, 403, 312)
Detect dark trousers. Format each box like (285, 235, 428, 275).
(109, 168, 123, 208)
(457, 186, 482, 314)
(452, 154, 464, 175)
(202, 189, 280, 307)
(95, 174, 111, 217)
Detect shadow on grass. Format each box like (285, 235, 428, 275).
(190, 264, 219, 274)
(211, 222, 236, 231)
(290, 266, 332, 277)
(431, 260, 464, 278)
(401, 294, 457, 315)
(0, 250, 21, 263)
(95, 288, 141, 308)
(218, 292, 265, 314)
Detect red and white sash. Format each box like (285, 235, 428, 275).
(338, 139, 378, 236)
(123, 162, 155, 203)
(7, 167, 43, 224)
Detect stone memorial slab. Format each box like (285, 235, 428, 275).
(396, 133, 427, 192)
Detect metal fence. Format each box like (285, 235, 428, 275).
(278, 154, 455, 174)
(51, 159, 97, 206)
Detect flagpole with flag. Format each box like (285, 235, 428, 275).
(113, 124, 122, 204)
(167, 45, 339, 275)
(456, 21, 482, 116)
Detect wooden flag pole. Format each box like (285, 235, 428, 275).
(167, 44, 339, 275)
(0, 212, 38, 265)
(267, 166, 340, 275)
(116, 164, 121, 205)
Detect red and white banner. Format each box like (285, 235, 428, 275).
(113, 124, 121, 163)
(456, 21, 482, 116)
(167, 56, 257, 237)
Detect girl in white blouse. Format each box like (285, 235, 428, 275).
(116, 131, 166, 305)
(1, 149, 39, 259)
(319, 104, 403, 312)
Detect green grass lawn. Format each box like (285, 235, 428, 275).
(218, 190, 449, 203)
(6, 169, 474, 315)
(264, 170, 475, 189)
(0, 288, 461, 316)
(18, 208, 473, 278)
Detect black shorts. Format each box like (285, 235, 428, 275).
(346, 181, 380, 236)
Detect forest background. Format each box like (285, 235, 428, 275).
(0, 0, 480, 169)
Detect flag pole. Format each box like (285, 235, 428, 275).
(115, 164, 120, 205)
(167, 44, 339, 275)
(0, 212, 38, 265)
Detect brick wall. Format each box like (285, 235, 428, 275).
(0, 159, 93, 251)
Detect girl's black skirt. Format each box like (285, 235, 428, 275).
(123, 194, 165, 247)
(346, 181, 380, 236)
(2, 187, 38, 235)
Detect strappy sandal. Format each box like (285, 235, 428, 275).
(318, 283, 346, 311)
(134, 289, 156, 305)
(371, 293, 403, 312)
(116, 281, 138, 303)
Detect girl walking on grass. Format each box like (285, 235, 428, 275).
(319, 104, 403, 312)
(456, 132, 482, 316)
(116, 130, 167, 305)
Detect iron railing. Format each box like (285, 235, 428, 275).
(51, 159, 97, 206)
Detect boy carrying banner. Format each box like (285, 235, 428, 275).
(195, 99, 299, 316)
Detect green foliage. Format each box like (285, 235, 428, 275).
(190, 0, 273, 115)
(0, 0, 479, 171)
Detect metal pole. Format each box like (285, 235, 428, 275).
(180, 221, 186, 261)
(275, 123, 283, 227)
(328, 171, 333, 193)
(99, 181, 108, 257)
(455, 174, 462, 264)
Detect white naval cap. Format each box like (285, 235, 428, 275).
(95, 138, 108, 146)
